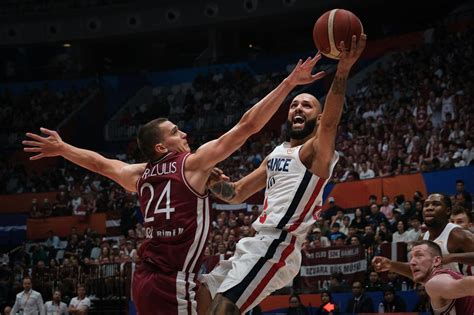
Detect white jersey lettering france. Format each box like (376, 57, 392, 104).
(252, 142, 339, 242)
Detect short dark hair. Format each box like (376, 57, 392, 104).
(369, 195, 377, 200)
(451, 205, 472, 222)
(137, 118, 168, 160)
(427, 193, 451, 210)
(411, 240, 442, 257)
(456, 179, 464, 185)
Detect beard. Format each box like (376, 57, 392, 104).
(286, 118, 317, 140)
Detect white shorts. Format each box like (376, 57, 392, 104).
(200, 230, 301, 314)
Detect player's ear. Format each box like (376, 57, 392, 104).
(155, 143, 168, 154)
(433, 255, 442, 268)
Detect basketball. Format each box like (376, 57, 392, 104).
(313, 9, 364, 59)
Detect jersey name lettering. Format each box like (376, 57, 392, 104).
(142, 162, 177, 179)
(267, 158, 291, 172)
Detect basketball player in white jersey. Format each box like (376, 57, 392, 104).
(200, 34, 367, 315)
(372, 193, 474, 278)
(23, 55, 327, 315)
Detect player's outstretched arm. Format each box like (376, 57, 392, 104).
(187, 55, 326, 172)
(23, 127, 144, 192)
(444, 252, 474, 266)
(300, 34, 366, 178)
(372, 256, 413, 279)
(208, 159, 267, 204)
(426, 273, 474, 300)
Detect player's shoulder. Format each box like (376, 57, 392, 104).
(426, 273, 454, 293)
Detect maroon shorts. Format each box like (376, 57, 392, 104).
(132, 261, 198, 315)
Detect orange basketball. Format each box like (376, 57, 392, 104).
(313, 9, 364, 59)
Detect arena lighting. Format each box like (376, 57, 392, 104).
(63, 43, 71, 48)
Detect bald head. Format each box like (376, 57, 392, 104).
(292, 93, 322, 111)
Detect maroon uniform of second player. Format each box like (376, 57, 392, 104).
(133, 152, 210, 315)
(430, 269, 474, 314)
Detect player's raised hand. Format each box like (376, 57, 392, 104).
(22, 127, 65, 160)
(371, 255, 391, 272)
(286, 52, 326, 86)
(337, 33, 367, 72)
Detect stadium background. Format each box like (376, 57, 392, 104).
(0, 0, 473, 314)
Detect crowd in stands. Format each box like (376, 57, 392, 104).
(1, 179, 471, 313)
(0, 84, 96, 148)
(1, 28, 472, 196)
(0, 26, 473, 313)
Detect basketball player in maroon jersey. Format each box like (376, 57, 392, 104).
(372, 193, 474, 278)
(410, 240, 474, 314)
(22, 55, 326, 315)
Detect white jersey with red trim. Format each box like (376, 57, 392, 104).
(252, 142, 339, 242)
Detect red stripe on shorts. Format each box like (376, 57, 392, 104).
(239, 235, 297, 313)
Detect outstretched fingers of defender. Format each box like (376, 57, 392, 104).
(39, 127, 61, 138)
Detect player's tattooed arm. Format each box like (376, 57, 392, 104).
(209, 181, 236, 202)
(330, 75, 347, 95)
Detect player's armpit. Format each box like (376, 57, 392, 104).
(114, 163, 146, 193)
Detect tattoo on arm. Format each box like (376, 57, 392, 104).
(209, 181, 236, 201)
(331, 75, 347, 95)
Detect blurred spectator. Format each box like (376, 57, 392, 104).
(68, 285, 90, 315)
(392, 220, 411, 243)
(345, 281, 374, 314)
(379, 195, 394, 223)
(30, 199, 43, 218)
(44, 290, 68, 315)
(328, 272, 349, 293)
(386, 272, 403, 291)
(11, 277, 44, 315)
(359, 162, 375, 180)
(455, 179, 472, 210)
(3, 306, 12, 315)
(286, 294, 309, 315)
(328, 223, 347, 244)
(315, 290, 339, 315)
(349, 208, 367, 234)
(406, 216, 422, 242)
(449, 206, 473, 231)
(365, 271, 383, 292)
(323, 197, 343, 221)
(412, 284, 432, 312)
(381, 286, 406, 312)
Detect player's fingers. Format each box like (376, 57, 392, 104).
(25, 133, 46, 142)
(40, 127, 59, 138)
(295, 59, 303, 68)
(311, 71, 326, 81)
(302, 56, 312, 68)
(30, 153, 45, 161)
(221, 174, 230, 181)
(339, 41, 345, 54)
(357, 34, 367, 53)
(350, 35, 357, 55)
(22, 140, 43, 147)
(310, 52, 322, 64)
(24, 147, 42, 153)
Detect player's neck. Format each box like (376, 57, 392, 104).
(289, 134, 313, 147)
(428, 221, 448, 239)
